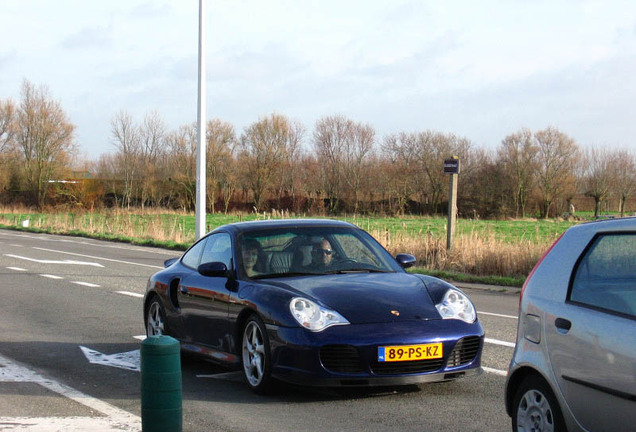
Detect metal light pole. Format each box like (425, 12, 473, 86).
(195, 0, 207, 240)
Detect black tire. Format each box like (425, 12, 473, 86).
(241, 315, 274, 394)
(146, 297, 167, 337)
(512, 374, 566, 432)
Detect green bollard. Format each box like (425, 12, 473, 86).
(141, 335, 182, 432)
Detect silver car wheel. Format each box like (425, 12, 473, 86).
(516, 388, 555, 432)
(242, 320, 266, 387)
(146, 300, 165, 336)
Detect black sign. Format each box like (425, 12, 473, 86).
(443, 158, 460, 174)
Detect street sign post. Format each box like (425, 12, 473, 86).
(443, 158, 460, 174)
(445, 157, 460, 250)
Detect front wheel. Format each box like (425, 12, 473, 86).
(512, 375, 565, 432)
(242, 315, 273, 394)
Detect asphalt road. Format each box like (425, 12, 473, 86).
(0, 229, 520, 432)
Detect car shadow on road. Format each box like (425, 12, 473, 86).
(180, 352, 470, 404)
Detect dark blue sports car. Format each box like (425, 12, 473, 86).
(144, 219, 484, 393)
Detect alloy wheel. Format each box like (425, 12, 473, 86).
(146, 301, 165, 336)
(242, 321, 266, 387)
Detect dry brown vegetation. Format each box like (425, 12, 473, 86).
(373, 229, 547, 278)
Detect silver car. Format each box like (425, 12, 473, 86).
(505, 217, 636, 432)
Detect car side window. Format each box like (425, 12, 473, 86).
(570, 233, 636, 318)
(200, 233, 233, 268)
(181, 238, 207, 269)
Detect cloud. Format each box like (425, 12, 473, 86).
(0, 50, 17, 74)
(61, 26, 112, 50)
(128, 1, 174, 20)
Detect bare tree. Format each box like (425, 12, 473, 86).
(0, 99, 15, 153)
(460, 147, 511, 218)
(206, 119, 236, 213)
(613, 150, 636, 217)
(498, 128, 538, 217)
(382, 132, 419, 214)
(165, 123, 197, 211)
(534, 127, 579, 218)
(313, 115, 351, 213)
(276, 120, 305, 211)
(581, 147, 616, 218)
(221, 156, 240, 214)
(239, 113, 296, 211)
(14, 80, 76, 208)
(110, 110, 141, 208)
(138, 111, 167, 207)
(140, 111, 166, 161)
(0, 99, 17, 192)
(94, 153, 120, 206)
(342, 122, 375, 213)
(296, 153, 323, 213)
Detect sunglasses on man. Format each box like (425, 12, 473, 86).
(313, 248, 333, 256)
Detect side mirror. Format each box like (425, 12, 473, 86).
(197, 262, 229, 277)
(395, 253, 416, 269)
(164, 257, 179, 268)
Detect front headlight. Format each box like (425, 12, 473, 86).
(289, 297, 349, 332)
(435, 289, 476, 323)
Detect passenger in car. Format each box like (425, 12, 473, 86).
(242, 238, 264, 277)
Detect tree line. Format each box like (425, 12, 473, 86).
(2, 80, 635, 218)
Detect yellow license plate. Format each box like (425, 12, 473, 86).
(378, 343, 443, 362)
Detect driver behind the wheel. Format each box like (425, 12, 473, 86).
(306, 238, 334, 272)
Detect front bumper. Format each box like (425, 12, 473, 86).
(268, 319, 485, 387)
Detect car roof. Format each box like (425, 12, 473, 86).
(210, 218, 358, 235)
(570, 216, 636, 234)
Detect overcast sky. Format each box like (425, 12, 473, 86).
(1, 0, 635, 158)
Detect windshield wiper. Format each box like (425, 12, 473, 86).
(325, 268, 392, 274)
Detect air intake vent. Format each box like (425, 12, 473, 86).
(446, 336, 481, 367)
(320, 345, 365, 373)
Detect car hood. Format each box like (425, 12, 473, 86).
(263, 272, 441, 324)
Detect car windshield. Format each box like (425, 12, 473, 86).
(238, 226, 403, 279)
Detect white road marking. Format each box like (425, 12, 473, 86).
(62, 240, 176, 256)
(4, 254, 104, 268)
(71, 281, 101, 288)
(10, 244, 23, 247)
(116, 291, 144, 298)
(133, 335, 146, 341)
(0, 230, 174, 255)
(479, 311, 518, 319)
(483, 366, 508, 377)
(485, 337, 516, 348)
(6, 267, 27, 272)
(33, 247, 163, 269)
(0, 416, 139, 431)
(80, 346, 140, 372)
(40, 274, 64, 280)
(0, 353, 140, 431)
